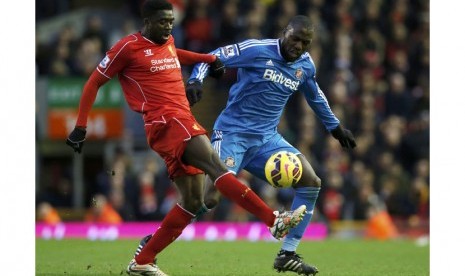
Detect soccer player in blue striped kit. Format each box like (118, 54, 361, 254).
(186, 15, 357, 275)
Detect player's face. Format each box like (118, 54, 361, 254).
(281, 25, 313, 62)
(145, 10, 175, 44)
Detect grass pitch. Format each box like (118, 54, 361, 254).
(36, 238, 429, 275)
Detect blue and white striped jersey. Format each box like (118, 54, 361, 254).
(188, 38, 340, 134)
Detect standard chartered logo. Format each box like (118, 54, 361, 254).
(263, 69, 299, 90)
(150, 57, 180, 72)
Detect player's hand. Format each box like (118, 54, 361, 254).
(331, 124, 356, 149)
(66, 127, 87, 153)
(186, 80, 203, 106)
(208, 57, 225, 79)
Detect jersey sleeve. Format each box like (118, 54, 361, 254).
(96, 36, 134, 79)
(75, 70, 111, 127)
(75, 37, 133, 127)
(301, 73, 340, 132)
(188, 39, 261, 83)
(176, 48, 216, 65)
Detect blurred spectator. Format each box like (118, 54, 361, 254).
(85, 194, 123, 224)
(109, 188, 137, 221)
(240, 1, 267, 39)
(321, 171, 344, 221)
(73, 37, 104, 76)
(265, 0, 296, 38)
(37, 202, 62, 225)
(36, 0, 70, 22)
(409, 176, 429, 219)
(365, 200, 399, 240)
(384, 72, 413, 118)
(379, 162, 414, 218)
(400, 111, 429, 171)
(109, 18, 138, 46)
(82, 14, 108, 54)
(215, 0, 242, 45)
(181, 0, 214, 52)
(136, 157, 160, 221)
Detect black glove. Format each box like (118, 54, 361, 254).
(331, 124, 357, 149)
(66, 127, 87, 153)
(208, 57, 225, 79)
(185, 80, 203, 106)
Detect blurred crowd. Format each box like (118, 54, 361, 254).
(36, 0, 429, 229)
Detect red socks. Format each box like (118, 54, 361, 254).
(135, 173, 276, 264)
(214, 172, 276, 227)
(135, 204, 194, 264)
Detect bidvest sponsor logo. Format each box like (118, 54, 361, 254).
(263, 69, 299, 90)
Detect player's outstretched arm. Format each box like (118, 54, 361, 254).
(176, 48, 225, 79)
(176, 48, 216, 65)
(65, 70, 109, 154)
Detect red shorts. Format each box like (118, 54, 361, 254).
(144, 113, 207, 179)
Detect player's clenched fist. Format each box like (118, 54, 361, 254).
(185, 80, 203, 106)
(208, 57, 225, 79)
(66, 127, 87, 153)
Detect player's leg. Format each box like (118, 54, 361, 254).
(195, 129, 247, 217)
(134, 174, 204, 265)
(273, 154, 319, 275)
(183, 134, 276, 225)
(129, 174, 205, 276)
(245, 133, 319, 275)
(193, 175, 220, 219)
(282, 154, 320, 249)
(128, 117, 205, 275)
(183, 134, 306, 238)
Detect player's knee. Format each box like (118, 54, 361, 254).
(301, 175, 321, 188)
(311, 176, 321, 188)
(183, 198, 204, 213)
(296, 175, 320, 188)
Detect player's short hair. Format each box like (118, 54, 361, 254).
(287, 15, 314, 31)
(141, 0, 173, 18)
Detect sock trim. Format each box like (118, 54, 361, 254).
(176, 203, 196, 217)
(213, 171, 233, 186)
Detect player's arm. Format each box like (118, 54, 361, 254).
(176, 48, 215, 65)
(66, 70, 110, 153)
(75, 70, 111, 128)
(175, 48, 225, 106)
(176, 48, 225, 79)
(66, 39, 131, 153)
(185, 40, 261, 106)
(302, 75, 356, 149)
(187, 39, 261, 84)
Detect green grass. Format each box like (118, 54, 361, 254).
(36, 238, 429, 275)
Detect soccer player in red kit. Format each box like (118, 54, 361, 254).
(65, 0, 306, 275)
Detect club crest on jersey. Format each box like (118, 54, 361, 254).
(295, 68, 303, 80)
(168, 45, 175, 56)
(220, 44, 239, 59)
(99, 55, 110, 68)
(224, 157, 235, 167)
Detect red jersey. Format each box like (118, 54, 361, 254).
(98, 32, 189, 116)
(75, 32, 215, 127)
